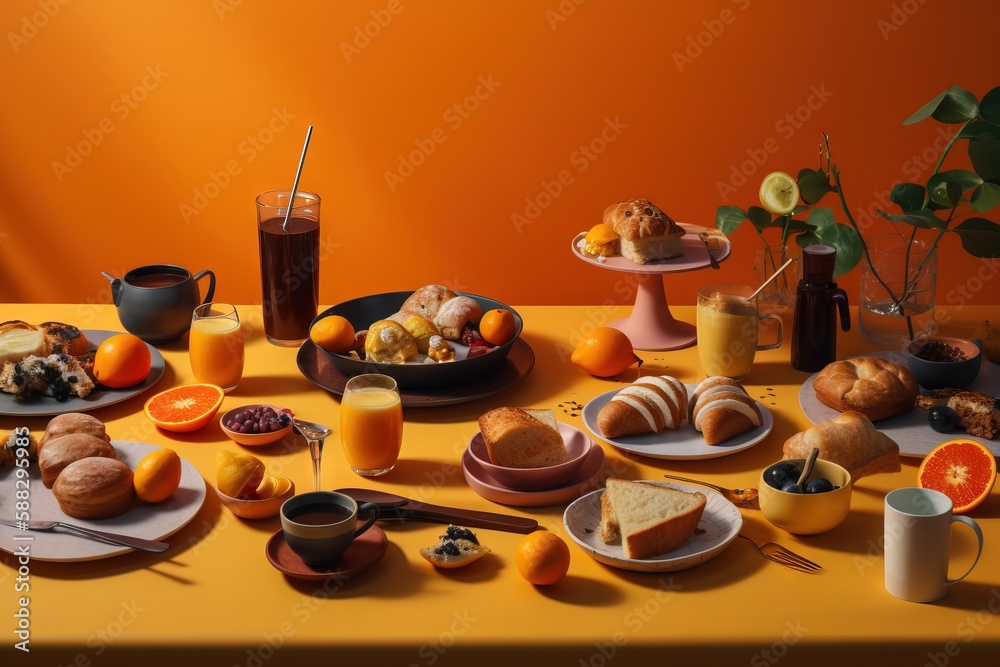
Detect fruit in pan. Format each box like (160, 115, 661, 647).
(758, 171, 800, 215)
(419, 525, 490, 568)
(310, 315, 356, 354)
(571, 327, 642, 378)
(94, 333, 151, 388)
(515, 531, 570, 585)
(479, 309, 517, 346)
(917, 439, 997, 514)
(133, 448, 182, 503)
(216, 451, 266, 499)
(143, 384, 225, 432)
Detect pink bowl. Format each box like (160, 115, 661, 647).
(467, 422, 593, 492)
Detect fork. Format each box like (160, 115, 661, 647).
(737, 534, 822, 573)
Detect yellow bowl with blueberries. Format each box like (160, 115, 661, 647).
(758, 458, 853, 535)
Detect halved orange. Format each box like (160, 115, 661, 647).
(917, 439, 997, 514)
(144, 383, 225, 432)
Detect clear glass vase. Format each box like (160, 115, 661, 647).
(858, 235, 937, 349)
(753, 244, 800, 314)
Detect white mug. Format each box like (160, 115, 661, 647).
(884, 487, 984, 603)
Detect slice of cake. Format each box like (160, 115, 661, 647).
(478, 407, 569, 468)
(916, 389, 1000, 439)
(600, 478, 706, 559)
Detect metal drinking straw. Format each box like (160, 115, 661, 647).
(281, 125, 314, 232)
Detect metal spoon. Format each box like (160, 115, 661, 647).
(292, 418, 331, 492)
(661, 474, 758, 505)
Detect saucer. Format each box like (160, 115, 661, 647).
(265, 525, 388, 581)
(461, 441, 606, 507)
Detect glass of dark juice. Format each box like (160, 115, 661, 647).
(255, 190, 321, 346)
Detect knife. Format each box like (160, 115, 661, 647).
(335, 488, 539, 534)
(0, 519, 170, 553)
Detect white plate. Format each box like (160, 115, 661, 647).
(563, 481, 742, 572)
(0, 441, 206, 561)
(798, 351, 1000, 458)
(0, 330, 166, 417)
(581, 384, 774, 460)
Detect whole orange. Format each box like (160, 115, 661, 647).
(133, 448, 182, 503)
(310, 315, 356, 354)
(515, 531, 570, 585)
(479, 309, 517, 346)
(93, 333, 152, 388)
(570, 327, 641, 377)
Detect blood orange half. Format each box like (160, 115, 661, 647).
(144, 384, 225, 432)
(917, 439, 997, 514)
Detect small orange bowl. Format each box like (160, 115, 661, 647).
(216, 476, 295, 520)
(220, 404, 294, 447)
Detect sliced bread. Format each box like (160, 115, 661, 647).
(600, 478, 706, 559)
(478, 407, 569, 468)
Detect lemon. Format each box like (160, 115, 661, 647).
(758, 171, 800, 215)
(133, 448, 182, 503)
(215, 451, 265, 499)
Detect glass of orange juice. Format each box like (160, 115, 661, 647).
(340, 374, 402, 476)
(190, 302, 245, 391)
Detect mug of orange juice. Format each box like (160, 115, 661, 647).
(697, 284, 782, 381)
(340, 374, 403, 476)
(189, 302, 244, 392)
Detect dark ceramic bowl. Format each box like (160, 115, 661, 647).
(905, 336, 982, 390)
(310, 291, 523, 389)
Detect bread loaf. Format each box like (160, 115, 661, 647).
(600, 478, 706, 559)
(689, 377, 762, 445)
(597, 376, 688, 438)
(38, 433, 117, 488)
(603, 199, 685, 264)
(52, 457, 134, 520)
(395, 285, 484, 341)
(812, 357, 918, 421)
(478, 407, 569, 468)
(782, 411, 900, 480)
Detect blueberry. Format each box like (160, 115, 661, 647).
(781, 481, 802, 493)
(928, 405, 957, 433)
(765, 462, 800, 489)
(805, 478, 835, 494)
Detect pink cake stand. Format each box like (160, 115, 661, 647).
(571, 223, 732, 350)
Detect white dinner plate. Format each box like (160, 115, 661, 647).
(0, 330, 165, 417)
(0, 441, 206, 562)
(563, 481, 742, 572)
(798, 351, 1000, 458)
(581, 384, 774, 460)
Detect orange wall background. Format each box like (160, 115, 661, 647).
(1, 0, 997, 314)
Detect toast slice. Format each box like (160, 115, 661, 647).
(478, 407, 568, 468)
(600, 478, 706, 560)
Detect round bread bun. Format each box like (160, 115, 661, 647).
(602, 199, 679, 240)
(53, 457, 134, 520)
(39, 413, 109, 452)
(38, 433, 117, 488)
(812, 357, 918, 421)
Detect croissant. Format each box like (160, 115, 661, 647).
(597, 376, 688, 438)
(812, 357, 918, 421)
(689, 378, 761, 445)
(782, 411, 901, 480)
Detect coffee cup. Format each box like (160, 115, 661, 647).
(279, 491, 379, 569)
(884, 487, 984, 603)
(696, 283, 782, 380)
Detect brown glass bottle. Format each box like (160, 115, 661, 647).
(791, 244, 851, 372)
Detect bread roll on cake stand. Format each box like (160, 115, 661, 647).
(571, 224, 731, 350)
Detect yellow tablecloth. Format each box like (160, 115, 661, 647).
(1, 303, 998, 667)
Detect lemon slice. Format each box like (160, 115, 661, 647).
(759, 171, 800, 215)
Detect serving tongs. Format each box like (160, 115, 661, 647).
(335, 488, 538, 534)
(0, 519, 169, 553)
